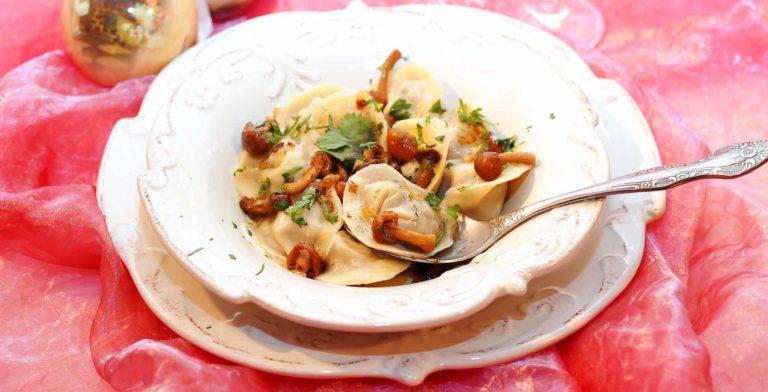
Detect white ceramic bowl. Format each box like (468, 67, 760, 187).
(138, 2, 609, 332)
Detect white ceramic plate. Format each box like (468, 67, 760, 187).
(136, 2, 610, 332)
(97, 42, 663, 386)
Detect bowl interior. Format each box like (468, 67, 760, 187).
(138, 7, 608, 332)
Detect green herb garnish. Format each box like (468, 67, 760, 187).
(526, 125, 533, 131)
(187, 247, 204, 256)
(233, 167, 245, 176)
(247, 228, 253, 237)
(445, 204, 462, 220)
(435, 230, 445, 246)
(458, 185, 469, 192)
(361, 98, 383, 112)
(496, 135, 517, 152)
(258, 178, 271, 195)
(232, 222, 237, 229)
(285, 187, 318, 226)
(228, 253, 237, 260)
(272, 196, 290, 211)
(281, 166, 303, 183)
(389, 98, 412, 121)
(429, 99, 445, 114)
(549, 112, 556, 120)
(316, 113, 377, 162)
(283, 115, 312, 139)
(435, 135, 445, 142)
(426, 192, 442, 209)
(255, 263, 265, 276)
(458, 99, 490, 127)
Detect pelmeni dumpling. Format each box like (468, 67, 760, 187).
(317, 232, 410, 285)
(443, 161, 532, 221)
(343, 164, 457, 258)
(276, 84, 345, 127)
(247, 190, 409, 285)
(384, 62, 442, 119)
(382, 118, 449, 192)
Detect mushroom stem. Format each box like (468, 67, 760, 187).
(372, 212, 436, 254)
(499, 151, 536, 166)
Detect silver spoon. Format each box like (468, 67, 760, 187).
(354, 140, 768, 264)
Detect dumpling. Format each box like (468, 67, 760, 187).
(247, 190, 409, 285)
(275, 84, 345, 127)
(443, 161, 532, 221)
(384, 62, 442, 119)
(382, 118, 449, 192)
(317, 232, 410, 285)
(343, 164, 458, 258)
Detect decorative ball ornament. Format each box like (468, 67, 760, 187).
(62, 0, 198, 86)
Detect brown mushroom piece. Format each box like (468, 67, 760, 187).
(239, 193, 290, 219)
(413, 148, 441, 189)
(241, 121, 274, 156)
(369, 49, 402, 106)
(474, 151, 537, 181)
(372, 212, 437, 254)
(286, 243, 327, 278)
(282, 151, 333, 195)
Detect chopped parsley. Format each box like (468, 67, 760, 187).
(187, 247, 204, 256)
(526, 125, 533, 131)
(359, 141, 377, 149)
(458, 99, 490, 127)
(281, 166, 303, 183)
(205, 325, 212, 330)
(285, 187, 318, 226)
(233, 167, 245, 176)
(426, 192, 442, 209)
(496, 135, 517, 152)
(256, 120, 283, 144)
(247, 228, 253, 237)
(258, 178, 271, 195)
(255, 263, 265, 276)
(320, 196, 339, 224)
(232, 222, 238, 229)
(435, 135, 445, 142)
(458, 185, 470, 192)
(228, 253, 237, 260)
(445, 204, 462, 220)
(549, 112, 556, 120)
(316, 113, 377, 162)
(283, 115, 312, 139)
(389, 98, 412, 121)
(429, 99, 445, 114)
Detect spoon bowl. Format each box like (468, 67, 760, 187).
(359, 140, 768, 264)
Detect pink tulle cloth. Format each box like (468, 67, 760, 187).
(1, 0, 767, 390)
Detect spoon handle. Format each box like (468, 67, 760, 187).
(489, 140, 768, 236)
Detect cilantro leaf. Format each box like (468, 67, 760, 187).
(281, 166, 303, 183)
(445, 204, 462, 220)
(496, 135, 517, 152)
(389, 98, 412, 121)
(429, 99, 445, 114)
(426, 192, 442, 209)
(316, 113, 377, 162)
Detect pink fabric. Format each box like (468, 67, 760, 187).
(1, 0, 767, 390)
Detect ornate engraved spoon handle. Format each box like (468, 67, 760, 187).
(490, 140, 768, 236)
